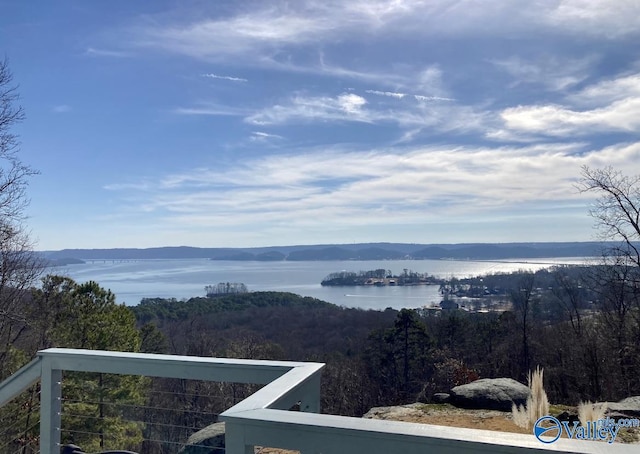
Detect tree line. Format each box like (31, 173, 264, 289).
(321, 268, 443, 286)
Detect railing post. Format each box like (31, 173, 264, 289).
(224, 421, 254, 454)
(40, 358, 62, 453)
(298, 369, 322, 413)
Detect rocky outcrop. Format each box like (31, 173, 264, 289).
(363, 403, 427, 421)
(449, 378, 529, 411)
(178, 422, 225, 454)
(607, 396, 640, 418)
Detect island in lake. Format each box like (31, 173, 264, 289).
(321, 269, 444, 286)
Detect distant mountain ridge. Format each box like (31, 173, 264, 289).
(41, 242, 610, 261)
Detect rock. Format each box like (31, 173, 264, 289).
(432, 393, 450, 404)
(363, 403, 426, 420)
(449, 378, 529, 411)
(178, 422, 225, 454)
(606, 396, 640, 418)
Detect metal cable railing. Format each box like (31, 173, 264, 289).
(1, 349, 638, 454)
(0, 386, 41, 454)
(55, 373, 263, 453)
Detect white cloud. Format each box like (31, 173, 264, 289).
(501, 97, 640, 137)
(244, 91, 479, 133)
(202, 73, 248, 82)
(366, 90, 406, 99)
(494, 71, 640, 137)
(250, 131, 284, 142)
(414, 95, 454, 102)
(245, 93, 373, 125)
(568, 73, 640, 107)
(366, 89, 454, 102)
(129, 0, 640, 65)
(547, 0, 640, 38)
(106, 141, 640, 234)
(500, 70, 640, 136)
(132, 5, 338, 61)
(338, 93, 367, 113)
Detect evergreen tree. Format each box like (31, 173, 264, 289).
(366, 309, 431, 403)
(32, 276, 145, 451)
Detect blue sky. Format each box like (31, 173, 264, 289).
(1, 1, 640, 250)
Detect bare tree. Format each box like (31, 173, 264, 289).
(578, 166, 640, 397)
(579, 166, 640, 266)
(510, 272, 536, 381)
(0, 58, 42, 375)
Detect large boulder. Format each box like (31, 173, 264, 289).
(178, 422, 225, 454)
(449, 378, 529, 411)
(607, 396, 640, 418)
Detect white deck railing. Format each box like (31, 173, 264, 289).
(0, 348, 636, 453)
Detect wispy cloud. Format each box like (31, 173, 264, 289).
(104, 140, 640, 241)
(245, 93, 372, 125)
(173, 103, 247, 116)
(131, 6, 336, 62)
(366, 90, 406, 99)
(85, 47, 131, 58)
(250, 131, 284, 142)
(128, 1, 640, 63)
(202, 73, 248, 82)
(491, 55, 596, 91)
(244, 91, 486, 139)
(366, 89, 454, 102)
(35, 1, 640, 248)
(567, 73, 640, 107)
(547, 0, 640, 38)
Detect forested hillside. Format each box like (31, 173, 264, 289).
(130, 265, 640, 413)
(42, 241, 609, 261)
(1, 259, 640, 452)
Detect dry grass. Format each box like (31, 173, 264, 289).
(250, 393, 640, 452)
(577, 400, 607, 427)
(512, 366, 549, 429)
(372, 403, 531, 434)
(255, 405, 532, 453)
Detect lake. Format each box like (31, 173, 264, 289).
(51, 258, 589, 310)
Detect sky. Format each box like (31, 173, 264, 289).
(1, 0, 640, 250)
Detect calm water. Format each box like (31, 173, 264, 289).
(50, 258, 588, 310)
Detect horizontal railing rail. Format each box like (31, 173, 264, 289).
(0, 356, 42, 407)
(0, 348, 637, 453)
